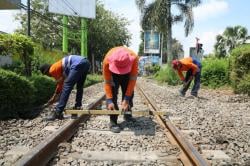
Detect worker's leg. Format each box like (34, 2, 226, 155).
(75, 60, 90, 108)
(191, 70, 201, 97)
(119, 74, 135, 122)
(109, 74, 120, 126)
(56, 69, 81, 113)
(180, 69, 192, 96)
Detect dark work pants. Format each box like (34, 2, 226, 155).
(56, 59, 90, 113)
(180, 68, 201, 96)
(110, 73, 134, 124)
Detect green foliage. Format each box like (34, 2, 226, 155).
(235, 74, 250, 95)
(201, 58, 229, 88)
(88, 2, 131, 61)
(214, 26, 249, 58)
(155, 64, 180, 85)
(84, 74, 103, 88)
(31, 46, 65, 74)
(29, 75, 55, 105)
(144, 64, 161, 76)
(136, 0, 201, 63)
(15, 0, 131, 60)
(230, 44, 250, 95)
(0, 69, 35, 119)
(0, 33, 35, 76)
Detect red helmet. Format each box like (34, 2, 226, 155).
(172, 60, 179, 69)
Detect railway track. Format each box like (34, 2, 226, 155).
(15, 83, 208, 166)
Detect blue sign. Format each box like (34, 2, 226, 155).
(144, 31, 160, 54)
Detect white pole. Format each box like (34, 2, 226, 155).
(160, 33, 164, 66)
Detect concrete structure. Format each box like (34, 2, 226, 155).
(0, 0, 21, 9)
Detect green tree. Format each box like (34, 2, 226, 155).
(136, 0, 201, 63)
(15, 0, 62, 50)
(87, 2, 131, 61)
(172, 38, 184, 59)
(15, 0, 131, 61)
(138, 31, 145, 56)
(214, 25, 250, 58)
(0, 33, 34, 76)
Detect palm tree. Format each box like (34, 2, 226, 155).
(136, 0, 201, 63)
(214, 25, 249, 58)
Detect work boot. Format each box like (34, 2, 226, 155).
(191, 93, 198, 97)
(109, 122, 121, 133)
(73, 106, 83, 110)
(45, 111, 63, 121)
(71, 106, 83, 119)
(123, 114, 136, 122)
(179, 89, 185, 97)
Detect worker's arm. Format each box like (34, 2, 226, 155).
(103, 58, 113, 105)
(120, 57, 138, 111)
(177, 70, 185, 81)
(47, 60, 64, 105)
(124, 57, 138, 100)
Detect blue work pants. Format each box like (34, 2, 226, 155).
(56, 59, 90, 113)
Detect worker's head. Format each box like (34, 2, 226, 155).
(108, 47, 136, 75)
(39, 64, 51, 76)
(172, 59, 181, 70)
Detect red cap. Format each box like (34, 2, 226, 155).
(172, 60, 179, 69)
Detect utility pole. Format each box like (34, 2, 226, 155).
(81, 18, 87, 57)
(27, 0, 31, 36)
(62, 16, 68, 53)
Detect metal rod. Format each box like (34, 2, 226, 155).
(65, 109, 167, 116)
(81, 18, 87, 57)
(63, 15, 68, 53)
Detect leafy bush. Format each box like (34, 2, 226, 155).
(201, 58, 229, 88)
(155, 64, 180, 85)
(234, 74, 250, 95)
(144, 64, 161, 76)
(84, 74, 103, 87)
(29, 75, 55, 105)
(230, 44, 250, 95)
(0, 69, 35, 119)
(0, 33, 35, 76)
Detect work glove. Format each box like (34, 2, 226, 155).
(107, 103, 115, 110)
(121, 100, 129, 112)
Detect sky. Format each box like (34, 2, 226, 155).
(1, 0, 250, 55)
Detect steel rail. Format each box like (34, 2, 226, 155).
(15, 94, 105, 166)
(136, 84, 209, 166)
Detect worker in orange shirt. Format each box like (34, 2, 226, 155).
(39, 55, 90, 120)
(103, 46, 139, 133)
(172, 57, 202, 97)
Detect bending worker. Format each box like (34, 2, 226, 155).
(103, 46, 139, 133)
(40, 55, 90, 120)
(172, 57, 202, 97)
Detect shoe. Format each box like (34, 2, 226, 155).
(71, 106, 82, 119)
(73, 106, 83, 110)
(109, 123, 121, 133)
(71, 114, 78, 119)
(179, 90, 185, 97)
(123, 114, 136, 122)
(191, 94, 198, 97)
(45, 111, 63, 121)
